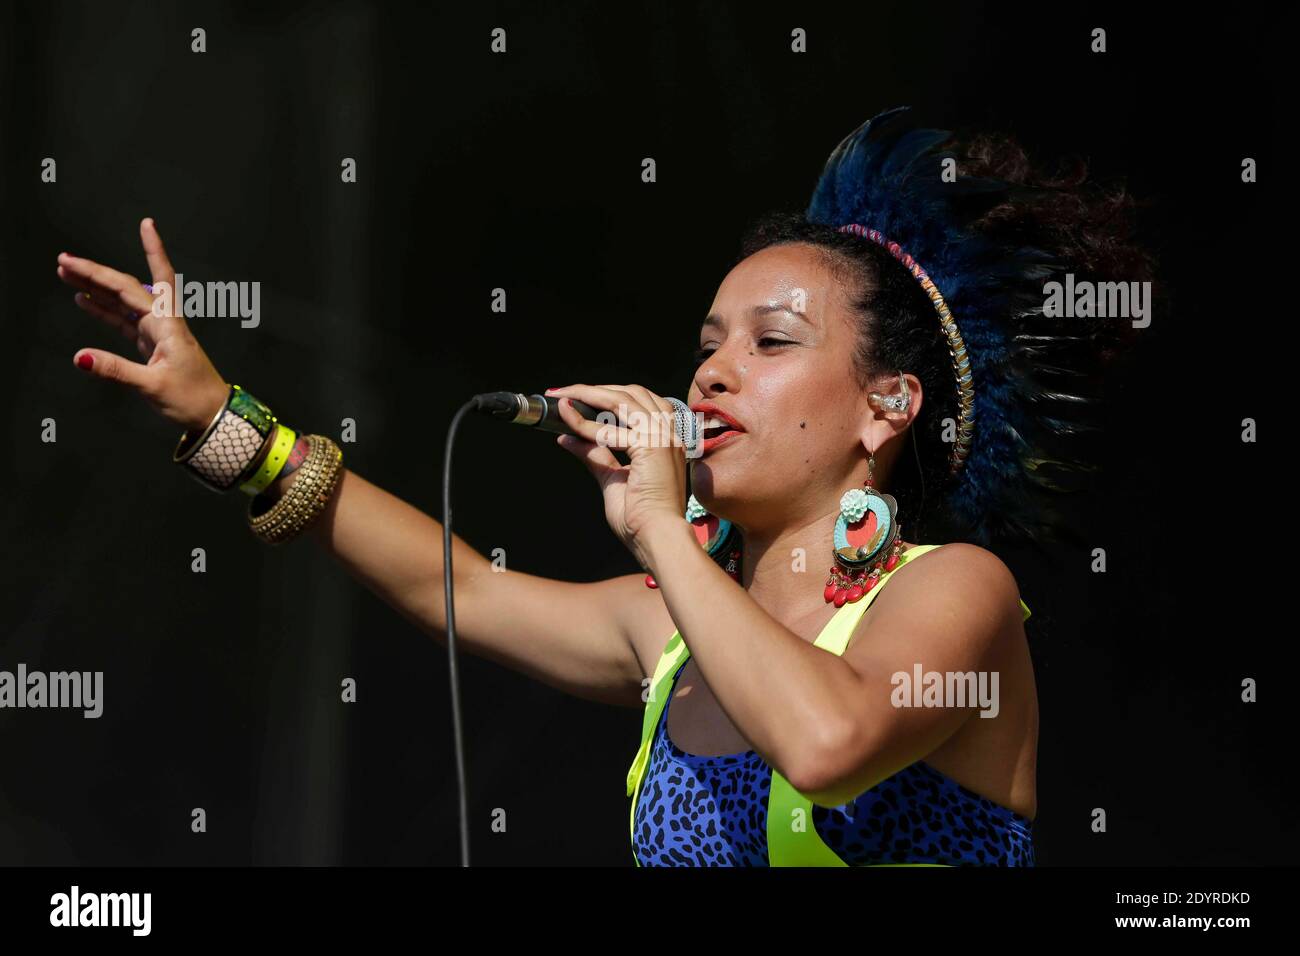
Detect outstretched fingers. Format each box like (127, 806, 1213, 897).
(58, 266, 139, 321)
(140, 218, 177, 289)
(71, 346, 156, 395)
(72, 289, 140, 343)
(57, 253, 153, 316)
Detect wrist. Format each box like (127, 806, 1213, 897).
(184, 381, 230, 431)
(634, 517, 698, 575)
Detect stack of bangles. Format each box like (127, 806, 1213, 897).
(172, 383, 344, 545)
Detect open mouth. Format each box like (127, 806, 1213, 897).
(702, 419, 742, 441)
(696, 413, 746, 452)
(690, 403, 746, 453)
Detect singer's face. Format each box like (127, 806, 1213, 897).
(687, 242, 873, 528)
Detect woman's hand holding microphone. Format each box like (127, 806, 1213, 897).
(546, 383, 695, 572)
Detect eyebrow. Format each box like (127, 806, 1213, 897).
(702, 304, 811, 330)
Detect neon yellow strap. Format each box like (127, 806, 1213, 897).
(767, 770, 848, 866)
(768, 545, 942, 866)
(241, 423, 297, 496)
(626, 633, 691, 866)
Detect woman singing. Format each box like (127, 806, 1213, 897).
(56, 107, 1152, 866)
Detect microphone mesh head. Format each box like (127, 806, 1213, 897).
(664, 397, 700, 454)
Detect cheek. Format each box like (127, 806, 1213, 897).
(753, 370, 860, 462)
(751, 363, 835, 428)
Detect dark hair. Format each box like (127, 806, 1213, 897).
(735, 128, 1158, 546)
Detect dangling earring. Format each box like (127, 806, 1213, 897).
(823, 371, 910, 607)
(644, 494, 742, 589)
(823, 450, 903, 606)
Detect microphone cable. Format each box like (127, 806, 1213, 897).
(441, 397, 479, 867)
(438, 390, 695, 865)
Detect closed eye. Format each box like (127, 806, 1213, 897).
(693, 337, 795, 365)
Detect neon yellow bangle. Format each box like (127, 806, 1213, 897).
(240, 423, 298, 496)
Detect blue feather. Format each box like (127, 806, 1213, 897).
(803, 107, 1104, 546)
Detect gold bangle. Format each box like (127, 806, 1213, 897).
(248, 436, 342, 544)
(248, 434, 342, 541)
(247, 434, 344, 545)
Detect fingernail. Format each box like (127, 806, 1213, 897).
(76, 353, 94, 370)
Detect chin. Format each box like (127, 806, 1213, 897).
(688, 464, 731, 516)
(688, 459, 774, 528)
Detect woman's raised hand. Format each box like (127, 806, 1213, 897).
(547, 383, 690, 568)
(58, 218, 229, 431)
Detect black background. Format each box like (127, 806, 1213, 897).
(0, 1, 1289, 866)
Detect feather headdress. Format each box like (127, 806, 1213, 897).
(805, 105, 1111, 546)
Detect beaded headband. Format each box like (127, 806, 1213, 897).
(836, 223, 974, 475)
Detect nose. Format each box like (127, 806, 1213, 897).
(690, 340, 742, 399)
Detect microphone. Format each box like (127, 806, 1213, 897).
(473, 391, 702, 457)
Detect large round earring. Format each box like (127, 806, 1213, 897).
(823, 448, 904, 607)
(644, 494, 742, 589)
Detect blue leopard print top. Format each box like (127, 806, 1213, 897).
(633, 660, 1036, 866)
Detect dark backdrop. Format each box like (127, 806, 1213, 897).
(0, 1, 1289, 865)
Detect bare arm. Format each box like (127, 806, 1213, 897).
(275, 466, 649, 707)
(58, 220, 648, 709)
(639, 521, 1023, 805)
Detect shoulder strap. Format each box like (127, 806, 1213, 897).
(813, 544, 943, 656)
(769, 543, 943, 866)
(810, 544, 1032, 652)
(626, 630, 692, 865)
(626, 632, 690, 799)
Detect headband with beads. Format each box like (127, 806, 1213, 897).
(836, 223, 974, 476)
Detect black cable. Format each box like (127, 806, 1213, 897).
(442, 398, 478, 867)
(911, 424, 927, 532)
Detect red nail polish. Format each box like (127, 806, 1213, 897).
(77, 353, 94, 370)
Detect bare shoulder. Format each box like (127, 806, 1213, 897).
(902, 542, 1020, 610)
(855, 542, 1025, 656)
